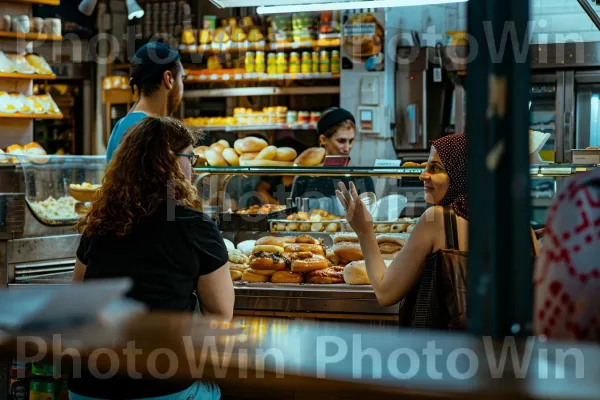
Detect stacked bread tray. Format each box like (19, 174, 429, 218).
(219, 205, 298, 232)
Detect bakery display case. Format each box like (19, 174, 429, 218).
(1, 155, 105, 289)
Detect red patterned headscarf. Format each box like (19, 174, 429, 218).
(430, 133, 469, 220)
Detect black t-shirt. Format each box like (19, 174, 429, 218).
(68, 203, 228, 399)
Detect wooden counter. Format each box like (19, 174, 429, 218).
(1, 313, 599, 400)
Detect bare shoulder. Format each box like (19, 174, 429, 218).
(418, 206, 445, 228)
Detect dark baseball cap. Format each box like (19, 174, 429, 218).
(130, 41, 180, 90)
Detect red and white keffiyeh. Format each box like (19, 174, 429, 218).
(534, 169, 600, 341)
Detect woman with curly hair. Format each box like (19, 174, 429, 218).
(69, 117, 232, 400)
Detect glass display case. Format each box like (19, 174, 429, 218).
(18, 155, 106, 226)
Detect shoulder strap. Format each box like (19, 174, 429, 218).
(443, 207, 459, 250)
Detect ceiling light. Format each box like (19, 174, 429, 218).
(256, 0, 467, 14)
(126, 0, 145, 20)
(78, 0, 97, 16)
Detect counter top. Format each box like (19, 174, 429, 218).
(1, 313, 599, 399)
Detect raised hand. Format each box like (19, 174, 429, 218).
(336, 181, 373, 236)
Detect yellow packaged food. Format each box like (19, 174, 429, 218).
(181, 29, 196, 46)
(7, 54, 35, 74)
(276, 52, 287, 74)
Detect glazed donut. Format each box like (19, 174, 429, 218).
(271, 269, 304, 284)
(275, 147, 297, 162)
(222, 148, 240, 166)
(234, 137, 268, 154)
(230, 270, 243, 281)
(333, 234, 359, 244)
(205, 149, 228, 167)
(332, 242, 363, 261)
(239, 152, 259, 161)
(229, 263, 248, 272)
(291, 254, 329, 273)
(255, 236, 285, 247)
(242, 269, 270, 282)
(248, 268, 277, 276)
(284, 243, 325, 256)
(252, 245, 284, 254)
(248, 252, 288, 271)
(255, 145, 277, 160)
(294, 147, 326, 166)
(295, 235, 320, 245)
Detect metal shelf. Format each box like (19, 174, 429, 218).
(193, 164, 598, 178)
(184, 72, 340, 84)
(183, 86, 339, 98)
(4, 0, 59, 4)
(0, 31, 62, 41)
(185, 123, 317, 132)
(0, 72, 55, 80)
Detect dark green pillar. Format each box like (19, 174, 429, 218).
(466, 0, 532, 337)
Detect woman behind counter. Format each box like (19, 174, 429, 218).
(290, 107, 375, 215)
(70, 117, 233, 400)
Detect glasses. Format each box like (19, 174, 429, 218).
(177, 152, 199, 166)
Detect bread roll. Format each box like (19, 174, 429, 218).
(284, 243, 324, 256)
(344, 261, 370, 285)
(222, 148, 240, 166)
(234, 137, 268, 154)
(239, 152, 259, 160)
(228, 249, 249, 264)
(333, 234, 359, 244)
(294, 147, 326, 166)
(271, 270, 304, 284)
(326, 249, 340, 266)
(230, 270, 243, 281)
(217, 139, 230, 149)
(210, 142, 227, 154)
(325, 223, 340, 233)
(256, 236, 286, 247)
(291, 255, 329, 273)
(242, 269, 270, 282)
(275, 147, 297, 161)
(332, 242, 363, 261)
(205, 149, 228, 167)
(224, 238, 235, 252)
(239, 159, 294, 167)
(295, 235, 320, 245)
(237, 240, 256, 256)
(255, 145, 277, 160)
(376, 235, 406, 254)
(282, 236, 296, 244)
(252, 244, 284, 254)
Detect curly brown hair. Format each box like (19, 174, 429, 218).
(77, 117, 202, 238)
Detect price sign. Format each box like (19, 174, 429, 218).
(540, 167, 572, 175)
(374, 159, 402, 167)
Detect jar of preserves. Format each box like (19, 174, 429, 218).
(286, 110, 298, 124)
(255, 51, 266, 73)
(301, 51, 312, 74)
(319, 50, 330, 73)
(331, 50, 340, 74)
(267, 53, 277, 75)
(245, 51, 255, 73)
(311, 52, 320, 73)
(276, 52, 287, 74)
(29, 380, 55, 400)
(289, 52, 300, 73)
(298, 111, 310, 123)
(310, 111, 321, 123)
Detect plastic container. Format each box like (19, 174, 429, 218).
(319, 50, 330, 73)
(276, 52, 287, 74)
(267, 53, 277, 75)
(331, 50, 340, 74)
(289, 51, 300, 73)
(301, 51, 312, 73)
(255, 51, 266, 73)
(311, 52, 319, 73)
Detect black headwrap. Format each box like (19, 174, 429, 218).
(129, 41, 180, 93)
(317, 107, 355, 136)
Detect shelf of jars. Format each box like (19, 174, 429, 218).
(182, 85, 339, 98)
(184, 71, 339, 84)
(185, 123, 317, 132)
(180, 38, 340, 55)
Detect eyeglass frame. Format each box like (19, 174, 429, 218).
(176, 152, 199, 166)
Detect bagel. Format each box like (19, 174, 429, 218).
(242, 269, 270, 282)
(291, 254, 329, 273)
(271, 269, 304, 284)
(332, 242, 363, 261)
(252, 245, 284, 254)
(255, 236, 285, 247)
(284, 243, 324, 256)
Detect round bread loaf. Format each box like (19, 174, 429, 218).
(275, 147, 297, 161)
(344, 261, 370, 285)
(205, 149, 228, 167)
(294, 147, 326, 166)
(255, 145, 277, 160)
(228, 249, 249, 264)
(234, 137, 268, 154)
(222, 148, 240, 166)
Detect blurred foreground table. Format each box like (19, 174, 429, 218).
(1, 313, 599, 400)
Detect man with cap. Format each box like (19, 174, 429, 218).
(106, 41, 185, 162)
